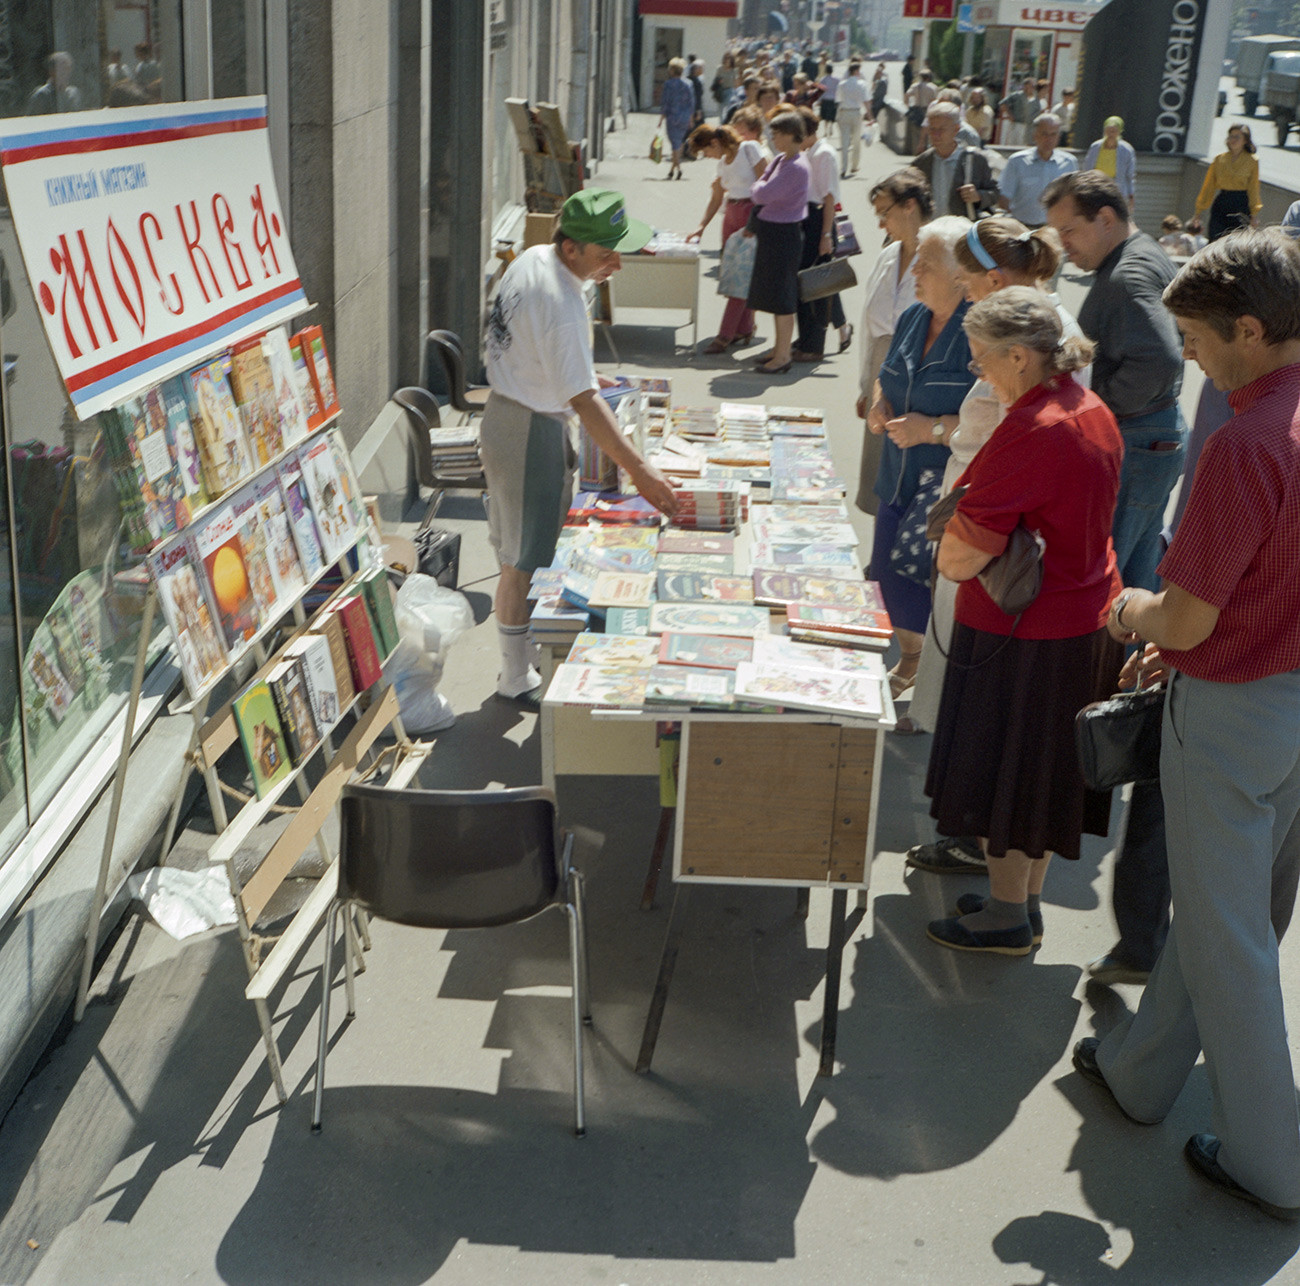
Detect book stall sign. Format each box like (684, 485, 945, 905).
(0, 96, 307, 421)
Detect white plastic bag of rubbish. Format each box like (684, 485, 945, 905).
(862, 121, 874, 147)
(393, 574, 474, 656)
(127, 864, 237, 940)
(383, 638, 456, 734)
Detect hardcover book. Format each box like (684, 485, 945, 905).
(648, 603, 770, 637)
(643, 663, 736, 709)
(565, 632, 659, 669)
(112, 388, 191, 546)
(658, 530, 736, 557)
(786, 601, 894, 639)
(657, 632, 754, 670)
(149, 540, 227, 693)
(162, 378, 210, 511)
(750, 542, 859, 570)
(227, 484, 282, 625)
(295, 324, 340, 421)
(654, 552, 735, 574)
(262, 326, 312, 445)
(310, 609, 356, 708)
(733, 661, 884, 719)
(283, 631, 341, 732)
(288, 330, 325, 429)
(603, 607, 652, 635)
(274, 455, 326, 579)
(194, 500, 260, 652)
(544, 663, 648, 709)
(266, 656, 321, 763)
(358, 567, 400, 659)
(332, 594, 383, 690)
(228, 335, 284, 466)
(753, 571, 878, 608)
(656, 571, 753, 602)
(752, 634, 887, 677)
(187, 358, 255, 495)
(587, 570, 656, 610)
(233, 679, 293, 798)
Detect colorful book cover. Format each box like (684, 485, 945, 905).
(786, 601, 894, 639)
(530, 595, 589, 633)
(648, 603, 770, 638)
(657, 530, 735, 556)
(333, 594, 382, 690)
(267, 656, 321, 763)
(751, 634, 887, 677)
(565, 632, 659, 669)
(298, 434, 358, 562)
(750, 542, 859, 570)
(262, 326, 312, 445)
(654, 553, 734, 574)
(751, 519, 859, 548)
(186, 358, 255, 495)
(543, 663, 648, 709)
(228, 484, 282, 625)
(162, 377, 209, 511)
(228, 336, 284, 466)
(113, 389, 188, 545)
(656, 632, 754, 670)
(25, 640, 74, 722)
(358, 567, 400, 659)
(529, 568, 567, 599)
(310, 610, 356, 708)
(753, 571, 876, 608)
(288, 330, 325, 429)
(194, 500, 260, 652)
(296, 324, 340, 419)
(656, 572, 753, 603)
(254, 474, 307, 607)
(283, 632, 341, 732)
(274, 456, 326, 579)
(603, 607, 652, 636)
(733, 661, 883, 720)
(643, 664, 737, 709)
(149, 539, 227, 693)
(233, 680, 294, 798)
(587, 570, 656, 610)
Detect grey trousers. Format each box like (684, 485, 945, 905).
(1098, 666, 1300, 1208)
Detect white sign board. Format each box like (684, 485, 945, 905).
(0, 97, 307, 420)
(969, 2, 1108, 31)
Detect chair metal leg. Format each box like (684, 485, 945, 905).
(563, 901, 587, 1137)
(353, 907, 372, 952)
(570, 867, 591, 1023)
(312, 899, 345, 1132)
(344, 905, 365, 977)
(343, 902, 357, 1017)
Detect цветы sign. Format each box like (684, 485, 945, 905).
(0, 96, 306, 420)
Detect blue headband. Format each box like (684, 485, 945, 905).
(966, 223, 997, 271)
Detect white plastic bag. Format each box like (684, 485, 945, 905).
(383, 639, 455, 734)
(393, 574, 474, 656)
(861, 121, 874, 147)
(128, 865, 237, 939)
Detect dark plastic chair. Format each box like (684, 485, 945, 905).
(391, 386, 486, 527)
(311, 782, 591, 1136)
(426, 329, 490, 423)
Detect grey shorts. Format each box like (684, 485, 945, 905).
(479, 391, 576, 573)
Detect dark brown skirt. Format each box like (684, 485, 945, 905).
(925, 623, 1124, 860)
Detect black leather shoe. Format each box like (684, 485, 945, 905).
(1185, 1134, 1300, 1221)
(1072, 1038, 1151, 1125)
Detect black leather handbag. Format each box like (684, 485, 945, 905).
(798, 256, 857, 302)
(1075, 685, 1166, 791)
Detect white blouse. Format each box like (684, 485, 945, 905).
(858, 240, 919, 394)
(718, 139, 763, 199)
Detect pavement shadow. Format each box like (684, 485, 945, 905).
(808, 889, 1082, 1179)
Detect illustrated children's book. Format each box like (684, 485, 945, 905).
(194, 500, 260, 653)
(233, 680, 294, 798)
(187, 357, 255, 495)
(149, 540, 227, 693)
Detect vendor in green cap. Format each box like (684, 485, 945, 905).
(482, 188, 678, 703)
(1084, 116, 1135, 209)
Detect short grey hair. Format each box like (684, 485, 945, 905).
(926, 100, 961, 124)
(964, 285, 1093, 374)
(1033, 112, 1062, 130)
(917, 215, 972, 275)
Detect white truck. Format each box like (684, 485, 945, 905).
(1264, 50, 1300, 145)
(1238, 34, 1300, 117)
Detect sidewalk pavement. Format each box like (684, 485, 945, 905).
(0, 109, 1294, 1286)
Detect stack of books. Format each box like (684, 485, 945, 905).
(669, 481, 748, 532)
(428, 423, 482, 478)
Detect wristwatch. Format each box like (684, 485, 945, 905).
(1114, 591, 1134, 629)
(931, 419, 944, 441)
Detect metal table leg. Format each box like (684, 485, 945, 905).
(819, 887, 848, 1078)
(635, 883, 692, 1074)
(640, 806, 675, 910)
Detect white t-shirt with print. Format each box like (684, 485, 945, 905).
(485, 244, 596, 416)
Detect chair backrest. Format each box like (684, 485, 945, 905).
(339, 783, 562, 929)
(426, 329, 473, 413)
(392, 386, 440, 490)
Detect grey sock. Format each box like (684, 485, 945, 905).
(1026, 894, 1041, 916)
(959, 895, 1029, 934)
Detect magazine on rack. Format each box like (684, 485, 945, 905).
(149, 540, 227, 692)
(228, 335, 284, 466)
(186, 357, 255, 496)
(274, 454, 326, 579)
(228, 484, 283, 626)
(109, 387, 193, 546)
(298, 433, 358, 562)
(253, 474, 308, 606)
(261, 326, 313, 445)
(193, 497, 261, 653)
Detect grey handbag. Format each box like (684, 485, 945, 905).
(798, 255, 857, 302)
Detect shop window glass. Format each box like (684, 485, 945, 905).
(0, 5, 186, 844)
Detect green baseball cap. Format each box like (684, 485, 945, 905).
(559, 188, 653, 252)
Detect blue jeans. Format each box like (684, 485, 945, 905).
(1112, 406, 1187, 591)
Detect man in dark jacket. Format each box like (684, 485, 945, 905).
(912, 103, 998, 218)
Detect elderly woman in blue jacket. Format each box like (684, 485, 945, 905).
(866, 215, 976, 699)
(1084, 116, 1136, 208)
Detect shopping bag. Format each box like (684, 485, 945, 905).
(717, 228, 757, 300)
(797, 255, 857, 303)
(650, 134, 663, 164)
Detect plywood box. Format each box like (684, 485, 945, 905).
(524, 212, 559, 248)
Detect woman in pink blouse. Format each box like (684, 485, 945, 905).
(744, 111, 811, 374)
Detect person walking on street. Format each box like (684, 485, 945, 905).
(1084, 116, 1136, 209)
(1043, 170, 1186, 593)
(1194, 124, 1262, 241)
(838, 62, 869, 177)
(912, 102, 997, 219)
(997, 114, 1077, 228)
(1077, 229, 1300, 1223)
(482, 190, 677, 701)
(658, 59, 696, 179)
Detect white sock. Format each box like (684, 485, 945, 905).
(497, 623, 540, 696)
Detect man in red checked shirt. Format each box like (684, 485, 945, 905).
(1071, 230, 1300, 1222)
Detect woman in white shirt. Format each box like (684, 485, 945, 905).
(687, 115, 769, 353)
(855, 166, 931, 515)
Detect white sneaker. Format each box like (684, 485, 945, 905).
(496, 666, 542, 700)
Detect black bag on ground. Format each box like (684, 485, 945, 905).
(413, 527, 461, 588)
(1075, 685, 1165, 791)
